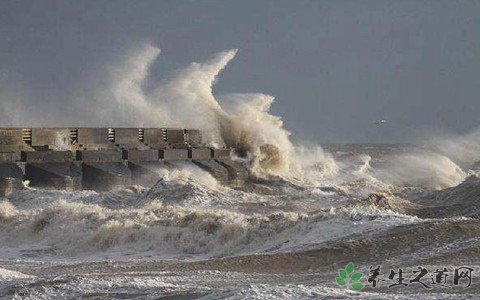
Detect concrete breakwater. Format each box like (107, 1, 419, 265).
(0, 128, 247, 194)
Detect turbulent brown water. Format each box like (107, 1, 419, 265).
(0, 143, 479, 299)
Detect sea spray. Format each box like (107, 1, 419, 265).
(0, 43, 475, 187)
(219, 93, 294, 175)
(374, 150, 466, 190)
(105, 45, 295, 175)
(110, 45, 469, 185)
(426, 128, 480, 169)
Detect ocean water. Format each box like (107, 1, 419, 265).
(0, 143, 479, 299)
(1, 47, 480, 299)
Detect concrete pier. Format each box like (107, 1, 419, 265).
(0, 127, 246, 194)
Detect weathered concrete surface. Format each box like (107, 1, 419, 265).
(192, 160, 229, 183)
(76, 150, 123, 162)
(25, 163, 82, 191)
(0, 128, 33, 156)
(188, 148, 212, 160)
(0, 163, 24, 196)
(185, 129, 202, 146)
(0, 152, 19, 162)
(215, 158, 249, 186)
(123, 149, 159, 162)
(0, 128, 247, 191)
(125, 148, 166, 187)
(82, 162, 131, 191)
(0, 128, 24, 145)
(211, 148, 231, 159)
(77, 149, 131, 191)
(76, 128, 110, 145)
(22, 150, 73, 163)
(128, 161, 170, 186)
(159, 149, 189, 160)
(112, 128, 140, 147)
(165, 129, 188, 148)
(142, 128, 168, 148)
(31, 128, 71, 148)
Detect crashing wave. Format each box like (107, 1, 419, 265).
(348, 192, 421, 216)
(348, 174, 480, 219)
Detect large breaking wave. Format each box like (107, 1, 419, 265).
(102, 43, 479, 185)
(2, 43, 478, 185)
(1, 44, 480, 260)
(1, 45, 480, 299)
(104, 45, 294, 176)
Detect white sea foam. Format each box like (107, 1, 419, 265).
(0, 267, 34, 281)
(1, 45, 479, 300)
(372, 150, 466, 190)
(0, 180, 418, 260)
(426, 127, 480, 169)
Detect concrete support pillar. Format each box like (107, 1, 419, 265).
(78, 150, 131, 191)
(82, 162, 131, 191)
(25, 163, 82, 191)
(128, 161, 169, 187)
(192, 160, 229, 184)
(214, 158, 249, 186)
(23, 151, 81, 191)
(0, 163, 24, 196)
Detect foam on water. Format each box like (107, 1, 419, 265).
(0, 186, 417, 260)
(1, 47, 480, 298)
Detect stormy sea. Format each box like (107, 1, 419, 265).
(1, 47, 480, 299)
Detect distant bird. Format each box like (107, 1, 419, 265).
(374, 119, 387, 125)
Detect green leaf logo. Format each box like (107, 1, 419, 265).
(351, 272, 363, 281)
(346, 262, 354, 274)
(352, 282, 365, 291)
(334, 262, 365, 291)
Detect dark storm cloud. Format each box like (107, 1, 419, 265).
(0, 0, 479, 142)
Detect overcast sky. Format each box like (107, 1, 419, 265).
(1, 0, 479, 143)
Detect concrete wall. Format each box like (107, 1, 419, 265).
(0, 128, 241, 193)
(211, 148, 231, 159)
(26, 163, 82, 191)
(165, 129, 188, 148)
(0, 128, 206, 152)
(22, 151, 73, 163)
(31, 128, 71, 148)
(77, 150, 123, 162)
(189, 148, 212, 160)
(0, 128, 32, 160)
(123, 149, 159, 162)
(0, 128, 24, 146)
(159, 149, 189, 160)
(112, 128, 140, 146)
(77, 128, 110, 145)
(185, 129, 202, 146)
(0, 152, 18, 162)
(142, 128, 168, 148)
